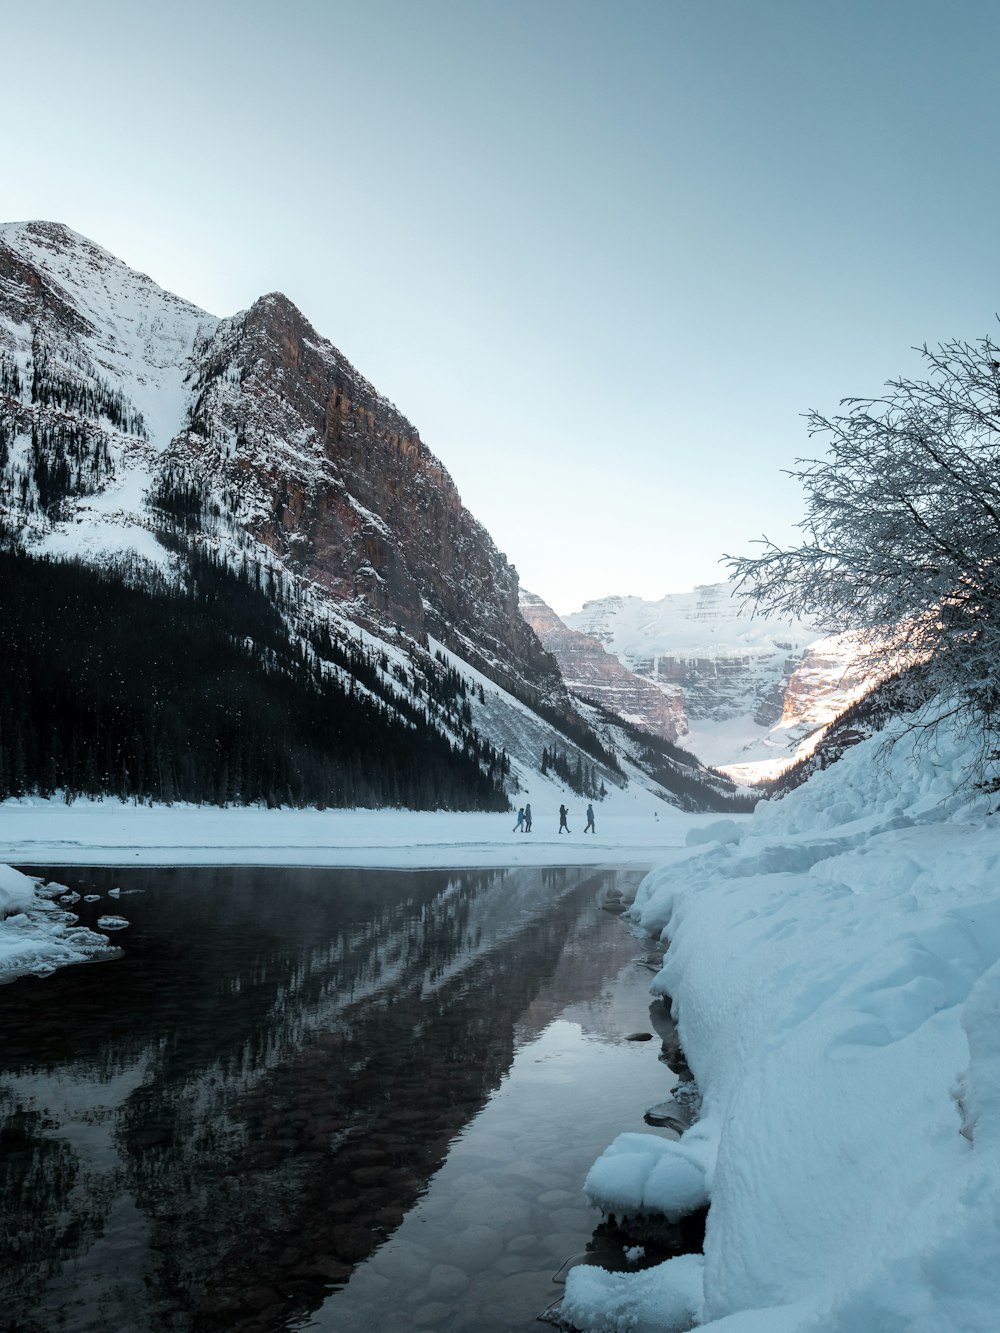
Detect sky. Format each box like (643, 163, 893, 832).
(6, 0, 1000, 614)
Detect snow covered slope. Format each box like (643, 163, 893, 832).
(564, 715, 1000, 1332)
(0, 220, 215, 447)
(520, 590, 685, 742)
(0, 221, 215, 564)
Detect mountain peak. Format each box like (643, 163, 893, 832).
(0, 219, 215, 325)
(1, 218, 94, 252)
(2, 220, 145, 289)
(0, 219, 219, 450)
(0, 224, 561, 702)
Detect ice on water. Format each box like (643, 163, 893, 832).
(0, 865, 121, 982)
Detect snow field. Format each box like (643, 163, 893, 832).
(566, 714, 1000, 1331)
(0, 788, 721, 874)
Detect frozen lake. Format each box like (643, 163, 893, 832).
(1, 865, 682, 1331)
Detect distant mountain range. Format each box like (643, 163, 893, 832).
(519, 591, 686, 741)
(527, 585, 872, 781)
(0, 221, 745, 811)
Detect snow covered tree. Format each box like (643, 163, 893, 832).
(728, 335, 1000, 730)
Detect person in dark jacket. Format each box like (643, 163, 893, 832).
(513, 807, 525, 832)
(558, 804, 570, 833)
(523, 803, 532, 832)
(584, 803, 595, 833)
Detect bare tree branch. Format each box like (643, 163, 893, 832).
(725, 335, 1000, 742)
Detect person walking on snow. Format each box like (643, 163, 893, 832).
(523, 803, 532, 832)
(584, 803, 595, 834)
(513, 807, 525, 832)
(558, 804, 570, 833)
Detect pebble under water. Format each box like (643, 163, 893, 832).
(0, 864, 684, 1331)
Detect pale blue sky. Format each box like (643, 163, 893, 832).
(6, 0, 1000, 612)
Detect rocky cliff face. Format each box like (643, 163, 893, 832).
(170, 290, 565, 701)
(0, 221, 564, 711)
(519, 591, 684, 741)
(774, 632, 871, 731)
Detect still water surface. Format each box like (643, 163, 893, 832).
(1, 865, 679, 1331)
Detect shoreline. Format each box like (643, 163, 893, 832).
(0, 800, 726, 870)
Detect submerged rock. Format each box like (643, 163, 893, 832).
(643, 1102, 688, 1133)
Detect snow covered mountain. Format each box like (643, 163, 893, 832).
(0, 221, 734, 810)
(519, 590, 685, 742)
(0, 221, 554, 696)
(563, 585, 872, 779)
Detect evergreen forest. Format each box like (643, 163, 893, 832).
(0, 544, 509, 810)
(584, 703, 757, 813)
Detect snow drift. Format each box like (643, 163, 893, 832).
(565, 714, 1000, 1331)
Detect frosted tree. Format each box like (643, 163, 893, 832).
(728, 336, 1000, 729)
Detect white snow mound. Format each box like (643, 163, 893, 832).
(562, 1253, 704, 1333)
(571, 712, 1000, 1331)
(584, 1132, 709, 1220)
(0, 864, 122, 983)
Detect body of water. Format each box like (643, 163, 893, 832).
(1, 864, 682, 1331)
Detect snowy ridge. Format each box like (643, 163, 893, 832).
(0, 220, 215, 448)
(565, 583, 817, 663)
(0, 220, 216, 569)
(564, 716, 1000, 1331)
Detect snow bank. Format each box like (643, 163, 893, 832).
(0, 864, 123, 983)
(0, 863, 38, 916)
(584, 1132, 709, 1220)
(567, 715, 1000, 1330)
(561, 1253, 704, 1333)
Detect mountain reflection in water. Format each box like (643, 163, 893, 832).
(0, 864, 647, 1332)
